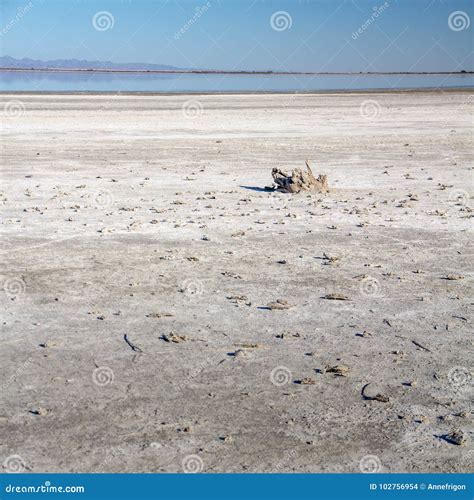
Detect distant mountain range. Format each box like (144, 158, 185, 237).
(0, 55, 472, 75)
(0, 55, 184, 71)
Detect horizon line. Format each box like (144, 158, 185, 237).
(1, 67, 473, 76)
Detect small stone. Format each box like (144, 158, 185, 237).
(230, 349, 248, 359)
(322, 293, 349, 301)
(227, 295, 251, 306)
(234, 343, 261, 349)
(445, 274, 464, 281)
(39, 341, 56, 348)
(356, 331, 372, 338)
(325, 365, 350, 377)
(295, 377, 316, 385)
(220, 435, 234, 443)
(362, 383, 390, 402)
(414, 415, 429, 424)
(161, 333, 187, 343)
(440, 414, 454, 423)
(30, 407, 48, 416)
(146, 312, 174, 318)
(231, 231, 246, 237)
(322, 253, 340, 265)
(266, 299, 293, 310)
(443, 429, 467, 446)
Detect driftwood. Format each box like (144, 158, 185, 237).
(270, 161, 328, 194)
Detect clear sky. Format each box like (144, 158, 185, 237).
(1, 0, 473, 72)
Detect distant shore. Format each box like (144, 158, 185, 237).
(1, 88, 473, 96)
(0, 67, 472, 76)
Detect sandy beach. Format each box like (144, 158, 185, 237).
(0, 91, 472, 473)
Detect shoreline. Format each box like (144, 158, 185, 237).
(1, 68, 473, 76)
(1, 87, 473, 96)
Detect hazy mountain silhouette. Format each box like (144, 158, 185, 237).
(0, 55, 185, 71)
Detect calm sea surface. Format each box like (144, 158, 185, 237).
(0, 71, 472, 92)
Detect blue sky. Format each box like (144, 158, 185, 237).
(1, 0, 473, 72)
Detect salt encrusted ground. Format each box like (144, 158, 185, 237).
(0, 92, 472, 473)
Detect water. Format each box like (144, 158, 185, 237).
(0, 71, 472, 92)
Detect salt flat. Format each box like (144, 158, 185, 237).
(0, 92, 472, 473)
